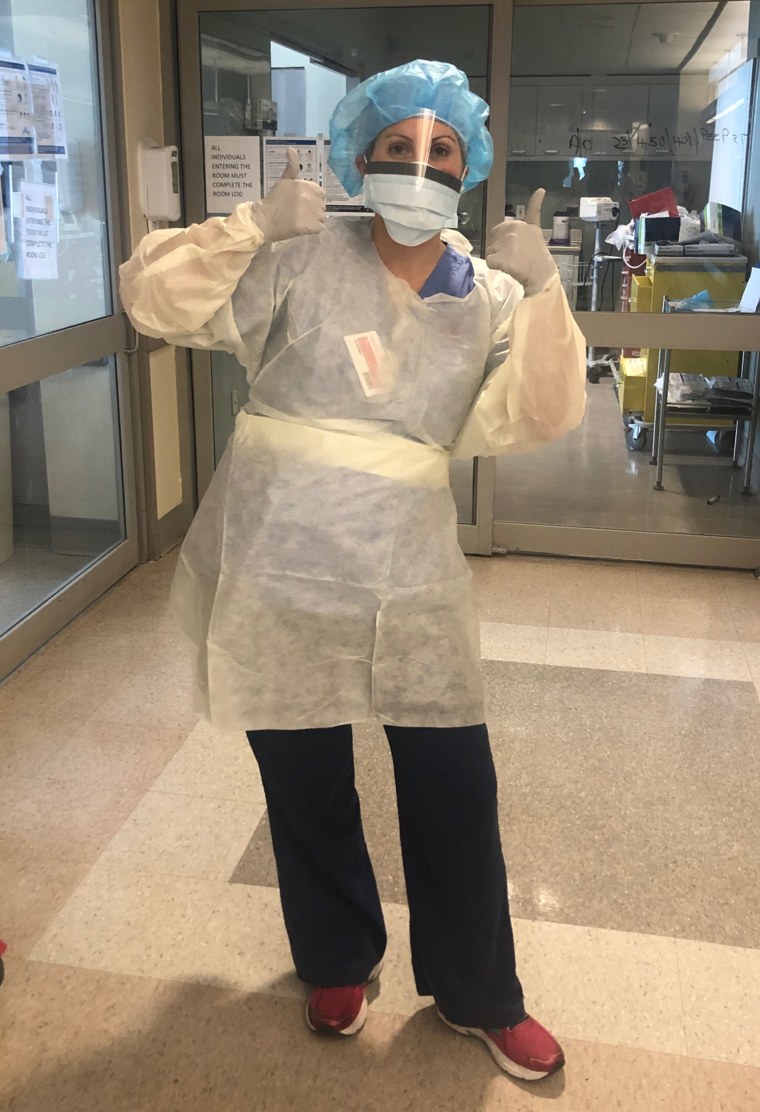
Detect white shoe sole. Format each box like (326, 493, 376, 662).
(305, 957, 384, 1037)
(437, 1010, 562, 1082)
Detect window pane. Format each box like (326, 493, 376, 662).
(497, 1, 760, 542)
(492, 341, 760, 539)
(0, 357, 125, 635)
(0, 0, 111, 347)
(507, 2, 756, 315)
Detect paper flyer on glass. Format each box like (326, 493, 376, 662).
(204, 135, 261, 215)
(323, 140, 365, 213)
(28, 62, 67, 158)
(18, 180, 58, 281)
(262, 137, 319, 194)
(0, 58, 35, 158)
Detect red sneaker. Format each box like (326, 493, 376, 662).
(305, 959, 383, 1036)
(437, 1010, 565, 1081)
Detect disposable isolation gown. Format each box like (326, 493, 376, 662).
(120, 209, 586, 730)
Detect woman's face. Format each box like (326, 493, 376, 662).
(363, 116, 465, 180)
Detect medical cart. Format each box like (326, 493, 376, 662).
(650, 298, 759, 494)
(617, 254, 748, 450)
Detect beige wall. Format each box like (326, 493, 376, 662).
(149, 346, 184, 518)
(118, 0, 184, 524)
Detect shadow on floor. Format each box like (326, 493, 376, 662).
(1, 972, 565, 1112)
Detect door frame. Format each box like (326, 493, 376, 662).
(176, 0, 760, 567)
(0, 0, 141, 680)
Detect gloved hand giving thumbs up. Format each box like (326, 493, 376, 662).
(250, 147, 326, 244)
(485, 189, 558, 296)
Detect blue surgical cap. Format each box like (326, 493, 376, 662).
(328, 59, 493, 198)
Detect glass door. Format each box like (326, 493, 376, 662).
(492, 0, 760, 568)
(178, 0, 760, 567)
(0, 0, 139, 679)
(177, 0, 502, 553)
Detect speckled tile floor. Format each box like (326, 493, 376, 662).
(1, 549, 760, 1110)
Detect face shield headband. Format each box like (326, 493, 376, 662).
(363, 161, 464, 194)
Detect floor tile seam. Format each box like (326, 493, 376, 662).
(484, 618, 746, 648)
(17, 858, 105, 957)
(362, 902, 760, 961)
(673, 931, 691, 1062)
(0, 849, 104, 873)
(9, 955, 191, 1049)
(13, 751, 268, 920)
(67, 798, 270, 887)
(132, 784, 267, 806)
(511, 912, 760, 965)
(554, 627, 748, 657)
(80, 858, 239, 892)
(480, 621, 756, 682)
(642, 633, 753, 682)
(53, 778, 167, 873)
(739, 641, 760, 669)
(537, 621, 549, 665)
(94, 854, 252, 886)
(31, 750, 183, 787)
(479, 619, 549, 665)
(485, 648, 750, 684)
(122, 786, 266, 811)
(0, 773, 178, 810)
(28, 869, 229, 963)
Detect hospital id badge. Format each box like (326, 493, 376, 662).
(344, 331, 388, 397)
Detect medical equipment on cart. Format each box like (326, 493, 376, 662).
(617, 255, 749, 451)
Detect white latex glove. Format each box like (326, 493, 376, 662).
(250, 147, 326, 244)
(485, 188, 558, 296)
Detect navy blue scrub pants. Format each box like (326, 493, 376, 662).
(246, 723, 526, 1029)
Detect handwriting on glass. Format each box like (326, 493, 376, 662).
(568, 125, 749, 156)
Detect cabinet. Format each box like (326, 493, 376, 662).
(535, 85, 583, 158)
(646, 84, 680, 155)
(589, 83, 649, 156)
(506, 79, 703, 161)
(507, 85, 537, 156)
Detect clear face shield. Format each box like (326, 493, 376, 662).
(360, 110, 468, 246)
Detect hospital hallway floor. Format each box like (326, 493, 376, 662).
(2, 549, 760, 1111)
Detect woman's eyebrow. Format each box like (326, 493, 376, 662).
(382, 131, 456, 144)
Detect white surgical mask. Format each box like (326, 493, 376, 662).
(362, 171, 461, 247)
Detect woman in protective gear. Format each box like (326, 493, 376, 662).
(120, 59, 586, 1083)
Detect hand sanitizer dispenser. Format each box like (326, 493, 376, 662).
(138, 138, 181, 222)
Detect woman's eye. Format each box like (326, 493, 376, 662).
(431, 144, 453, 160)
(388, 141, 412, 158)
